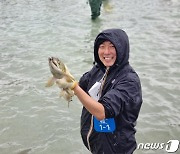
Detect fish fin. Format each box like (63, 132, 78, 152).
(60, 89, 74, 106)
(45, 77, 56, 87)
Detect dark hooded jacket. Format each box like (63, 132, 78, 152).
(79, 29, 142, 154)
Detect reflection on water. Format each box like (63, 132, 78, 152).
(0, 0, 180, 153)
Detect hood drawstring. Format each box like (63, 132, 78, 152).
(99, 67, 110, 97)
(87, 67, 109, 152)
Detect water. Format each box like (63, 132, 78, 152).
(0, 0, 180, 153)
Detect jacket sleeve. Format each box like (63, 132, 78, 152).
(99, 74, 142, 122)
(79, 65, 100, 92)
(79, 72, 91, 92)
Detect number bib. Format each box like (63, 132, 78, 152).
(93, 117, 116, 132)
(88, 78, 116, 133)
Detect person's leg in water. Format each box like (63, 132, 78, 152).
(89, 0, 102, 20)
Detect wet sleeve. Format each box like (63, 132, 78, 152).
(79, 72, 90, 92)
(99, 79, 142, 120)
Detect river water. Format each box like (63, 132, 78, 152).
(0, 0, 180, 154)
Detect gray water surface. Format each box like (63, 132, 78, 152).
(0, 0, 180, 154)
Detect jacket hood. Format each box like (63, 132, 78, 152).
(94, 29, 129, 69)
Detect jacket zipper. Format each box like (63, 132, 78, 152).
(87, 115, 93, 152)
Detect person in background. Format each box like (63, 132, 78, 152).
(88, 0, 103, 19)
(88, 0, 113, 20)
(59, 28, 143, 153)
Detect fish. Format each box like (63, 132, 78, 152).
(46, 57, 75, 106)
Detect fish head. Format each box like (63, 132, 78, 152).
(48, 57, 66, 79)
